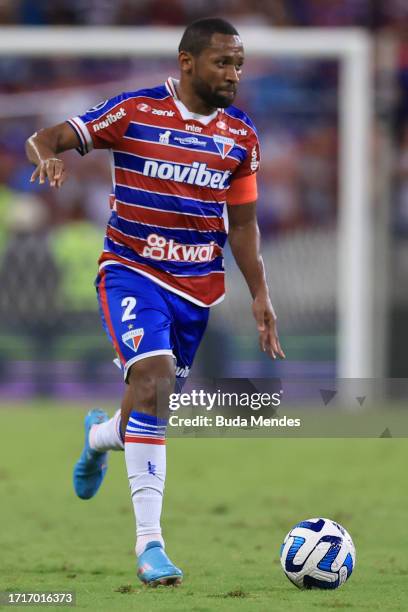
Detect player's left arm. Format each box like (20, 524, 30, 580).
(227, 200, 285, 359)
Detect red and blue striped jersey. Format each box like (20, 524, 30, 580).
(67, 77, 260, 307)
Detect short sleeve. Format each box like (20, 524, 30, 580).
(231, 128, 260, 182)
(227, 174, 258, 205)
(67, 93, 133, 155)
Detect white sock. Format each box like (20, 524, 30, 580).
(89, 409, 124, 451)
(125, 410, 167, 557)
(136, 532, 164, 558)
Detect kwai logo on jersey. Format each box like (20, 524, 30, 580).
(142, 233, 216, 263)
(122, 328, 144, 352)
(143, 160, 231, 189)
(93, 107, 126, 132)
(213, 134, 235, 159)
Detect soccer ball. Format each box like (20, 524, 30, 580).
(280, 517, 355, 589)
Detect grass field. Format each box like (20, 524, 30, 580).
(1, 403, 408, 611)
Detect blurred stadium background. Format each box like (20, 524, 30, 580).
(0, 0, 408, 402)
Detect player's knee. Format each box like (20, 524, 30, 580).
(127, 355, 175, 417)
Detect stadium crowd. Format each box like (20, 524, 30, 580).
(0, 1, 407, 369)
(0, 0, 406, 29)
(0, 1, 407, 238)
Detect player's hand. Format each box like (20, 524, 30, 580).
(252, 293, 286, 359)
(30, 157, 66, 189)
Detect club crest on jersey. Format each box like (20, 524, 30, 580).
(122, 328, 144, 353)
(213, 134, 235, 159)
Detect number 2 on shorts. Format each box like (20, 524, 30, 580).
(121, 296, 137, 322)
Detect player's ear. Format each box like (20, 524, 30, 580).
(179, 50, 193, 74)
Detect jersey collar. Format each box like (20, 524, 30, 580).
(165, 77, 220, 125)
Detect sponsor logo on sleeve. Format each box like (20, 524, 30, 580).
(213, 134, 235, 159)
(92, 107, 127, 132)
(250, 145, 259, 172)
(121, 328, 144, 352)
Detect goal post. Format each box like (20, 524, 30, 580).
(0, 27, 374, 378)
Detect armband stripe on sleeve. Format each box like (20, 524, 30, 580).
(227, 174, 258, 205)
(66, 120, 86, 155)
(68, 117, 93, 154)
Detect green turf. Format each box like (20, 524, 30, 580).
(1, 404, 408, 610)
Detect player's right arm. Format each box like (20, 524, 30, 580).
(25, 122, 80, 189)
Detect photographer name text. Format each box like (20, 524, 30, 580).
(169, 415, 301, 428)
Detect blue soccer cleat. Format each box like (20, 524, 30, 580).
(73, 409, 109, 500)
(137, 541, 183, 587)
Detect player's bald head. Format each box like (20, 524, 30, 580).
(179, 18, 239, 57)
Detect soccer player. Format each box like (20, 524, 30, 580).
(26, 18, 285, 586)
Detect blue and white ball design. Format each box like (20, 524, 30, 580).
(280, 518, 355, 589)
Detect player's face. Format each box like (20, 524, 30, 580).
(192, 33, 244, 108)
